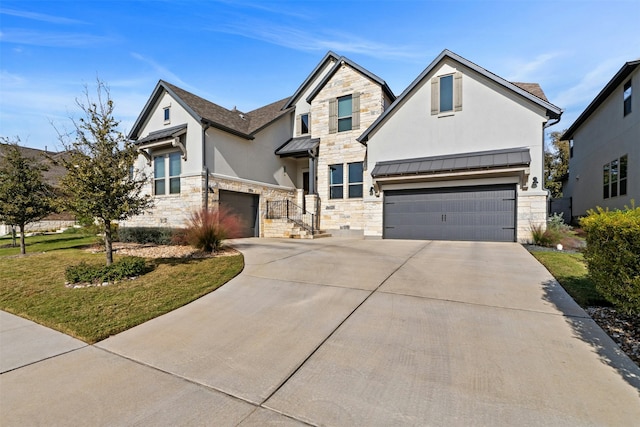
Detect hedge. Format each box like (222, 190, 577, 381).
(118, 227, 176, 245)
(580, 206, 640, 314)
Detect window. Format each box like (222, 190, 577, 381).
(440, 75, 454, 113)
(329, 93, 360, 134)
(300, 113, 309, 134)
(431, 72, 462, 115)
(620, 154, 628, 196)
(329, 164, 343, 199)
(624, 80, 632, 116)
(338, 95, 352, 132)
(348, 162, 363, 198)
(154, 152, 181, 195)
(603, 155, 628, 199)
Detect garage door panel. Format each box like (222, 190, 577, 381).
(384, 185, 516, 242)
(219, 190, 259, 238)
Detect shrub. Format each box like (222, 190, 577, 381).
(65, 257, 149, 284)
(118, 227, 176, 245)
(530, 213, 576, 247)
(580, 205, 640, 314)
(183, 206, 242, 252)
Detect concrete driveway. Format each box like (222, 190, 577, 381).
(2, 238, 639, 426)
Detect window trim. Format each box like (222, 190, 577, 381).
(153, 151, 181, 196)
(329, 164, 344, 199)
(337, 95, 353, 132)
(163, 107, 171, 123)
(603, 154, 628, 199)
(348, 162, 363, 198)
(431, 71, 463, 116)
(300, 113, 309, 135)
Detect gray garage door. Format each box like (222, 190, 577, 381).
(219, 190, 259, 238)
(384, 185, 516, 242)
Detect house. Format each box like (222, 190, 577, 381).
(0, 144, 76, 236)
(561, 60, 639, 221)
(124, 49, 562, 242)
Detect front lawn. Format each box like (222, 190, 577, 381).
(531, 251, 609, 308)
(0, 231, 96, 256)
(0, 241, 243, 343)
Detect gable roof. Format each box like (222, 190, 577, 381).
(130, 80, 293, 141)
(0, 143, 69, 185)
(358, 49, 563, 143)
(562, 59, 640, 140)
(282, 51, 341, 110)
(305, 55, 395, 103)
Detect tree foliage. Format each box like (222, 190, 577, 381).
(57, 81, 153, 266)
(544, 130, 570, 198)
(0, 138, 55, 254)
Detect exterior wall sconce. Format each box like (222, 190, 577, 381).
(369, 186, 375, 196)
(532, 177, 538, 188)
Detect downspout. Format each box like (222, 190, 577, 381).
(202, 123, 211, 210)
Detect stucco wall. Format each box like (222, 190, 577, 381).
(566, 68, 639, 218)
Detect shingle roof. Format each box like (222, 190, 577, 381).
(371, 147, 531, 178)
(511, 82, 549, 102)
(0, 143, 68, 186)
(130, 81, 293, 141)
(275, 136, 320, 157)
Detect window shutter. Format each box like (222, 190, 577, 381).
(295, 114, 301, 136)
(430, 77, 439, 115)
(454, 72, 463, 112)
(352, 92, 360, 130)
(329, 98, 337, 134)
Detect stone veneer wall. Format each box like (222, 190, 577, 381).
(207, 174, 296, 237)
(121, 173, 296, 237)
(517, 191, 548, 243)
(120, 174, 205, 229)
(311, 63, 386, 232)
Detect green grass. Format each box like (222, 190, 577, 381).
(0, 247, 244, 343)
(0, 232, 97, 256)
(531, 251, 609, 307)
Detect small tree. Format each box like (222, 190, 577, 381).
(544, 130, 570, 198)
(0, 139, 55, 254)
(57, 81, 153, 266)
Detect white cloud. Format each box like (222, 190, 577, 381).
(0, 29, 116, 47)
(0, 7, 86, 25)
(505, 52, 563, 82)
(130, 53, 193, 90)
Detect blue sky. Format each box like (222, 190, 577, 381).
(0, 0, 638, 151)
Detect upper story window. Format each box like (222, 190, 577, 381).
(329, 92, 360, 134)
(603, 154, 628, 199)
(439, 75, 454, 112)
(624, 80, 632, 116)
(296, 113, 310, 136)
(154, 152, 181, 195)
(431, 72, 462, 115)
(338, 95, 353, 132)
(163, 107, 170, 122)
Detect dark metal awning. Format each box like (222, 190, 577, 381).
(371, 147, 531, 178)
(275, 136, 320, 158)
(136, 124, 187, 144)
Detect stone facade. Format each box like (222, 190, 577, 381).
(516, 192, 548, 243)
(311, 64, 386, 233)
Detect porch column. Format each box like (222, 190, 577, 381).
(308, 156, 316, 194)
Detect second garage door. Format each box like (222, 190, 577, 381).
(219, 190, 259, 238)
(384, 185, 516, 242)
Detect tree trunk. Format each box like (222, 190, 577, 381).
(11, 226, 17, 247)
(104, 219, 113, 266)
(18, 223, 26, 255)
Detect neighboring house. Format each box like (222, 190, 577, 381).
(125, 49, 562, 242)
(562, 60, 639, 221)
(0, 144, 76, 236)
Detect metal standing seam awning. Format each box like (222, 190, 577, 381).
(371, 147, 532, 188)
(135, 124, 188, 164)
(275, 136, 320, 158)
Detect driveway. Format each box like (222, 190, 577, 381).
(2, 238, 639, 426)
